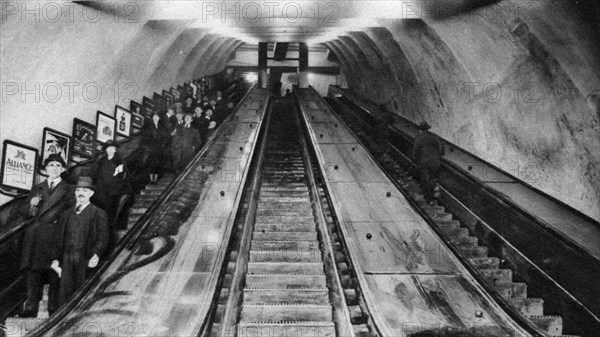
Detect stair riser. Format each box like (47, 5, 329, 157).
(259, 191, 309, 198)
(249, 251, 321, 263)
(255, 216, 313, 223)
(257, 202, 311, 210)
(510, 299, 544, 316)
(258, 197, 310, 203)
(247, 262, 324, 275)
(458, 246, 488, 258)
(480, 269, 512, 285)
(252, 232, 317, 241)
(246, 275, 327, 289)
(240, 306, 332, 322)
(237, 324, 335, 337)
(469, 258, 500, 270)
(257, 209, 312, 217)
(244, 289, 330, 305)
(251, 241, 319, 251)
(254, 222, 315, 232)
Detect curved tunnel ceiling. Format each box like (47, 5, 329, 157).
(1, 0, 599, 220)
(123, 0, 600, 221)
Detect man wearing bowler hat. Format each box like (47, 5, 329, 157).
(412, 121, 445, 205)
(52, 176, 108, 306)
(19, 154, 74, 317)
(171, 113, 201, 174)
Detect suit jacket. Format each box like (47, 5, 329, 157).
(56, 203, 109, 262)
(90, 155, 131, 197)
(171, 124, 201, 151)
(20, 179, 75, 270)
(412, 131, 445, 167)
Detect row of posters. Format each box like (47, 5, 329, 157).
(1, 104, 143, 193)
(1, 80, 200, 193)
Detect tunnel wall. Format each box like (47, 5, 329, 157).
(0, 2, 240, 205)
(325, 1, 600, 221)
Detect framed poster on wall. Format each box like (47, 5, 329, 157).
(96, 111, 115, 144)
(142, 96, 155, 116)
(72, 118, 95, 158)
(40, 128, 71, 173)
(1, 140, 38, 193)
(162, 90, 174, 107)
(142, 96, 154, 109)
(129, 100, 145, 129)
(115, 105, 132, 137)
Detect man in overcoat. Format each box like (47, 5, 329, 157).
(412, 121, 445, 204)
(53, 176, 108, 306)
(19, 154, 74, 317)
(171, 113, 201, 174)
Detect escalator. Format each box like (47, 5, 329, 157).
(323, 86, 600, 337)
(207, 96, 374, 336)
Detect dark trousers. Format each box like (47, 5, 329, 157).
(24, 269, 60, 315)
(59, 250, 88, 306)
(419, 163, 441, 202)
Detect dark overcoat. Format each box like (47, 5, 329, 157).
(141, 121, 168, 171)
(20, 180, 74, 270)
(171, 125, 201, 169)
(56, 203, 109, 262)
(412, 131, 445, 167)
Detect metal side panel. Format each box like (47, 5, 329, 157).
(297, 88, 532, 337)
(33, 88, 270, 337)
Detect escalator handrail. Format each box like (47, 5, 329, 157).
(328, 90, 600, 329)
(312, 87, 548, 337)
(333, 85, 600, 229)
(27, 83, 257, 337)
(332, 86, 600, 258)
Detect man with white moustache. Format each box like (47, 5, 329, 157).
(51, 176, 108, 306)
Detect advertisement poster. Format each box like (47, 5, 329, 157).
(1, 140, 38, 192)
(115, 105, 132, 137)
(72, 118, 95, 158)
(96, 111, 115, 144)
(41, 128, 71, 172)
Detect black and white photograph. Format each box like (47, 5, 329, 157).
(1, 1, 599, 336)
(40, 128, 71, 173)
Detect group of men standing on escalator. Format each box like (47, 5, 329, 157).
(16, 92, 235, 319)
(141, 94, 232, 182)
(18, 155, 108, 318)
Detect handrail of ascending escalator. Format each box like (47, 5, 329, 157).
(325, 85, 600, 335)
(26, 83, 258, 337)
(304, 86, 549, 337)
(333, 86, 600, 232)
(332, 86, 600, 269)
(195, 89, 273, 337)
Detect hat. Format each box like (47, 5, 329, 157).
(43, 153, 66, 168)
(75, 176, 95, 190)
(102, 140, 119, 150)
(418, 121, 432, 131)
